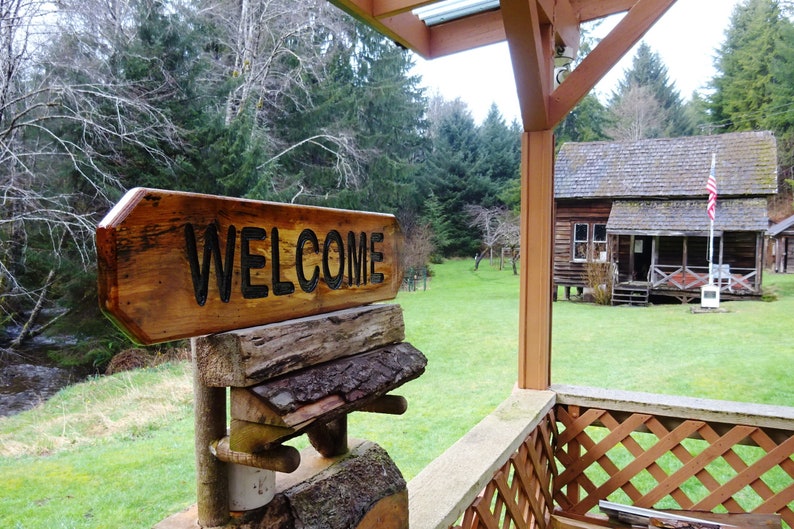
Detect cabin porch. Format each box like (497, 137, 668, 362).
(612, 232, 764, 304)
(409, 386, 794, 529)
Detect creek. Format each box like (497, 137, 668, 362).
(0, 330, 90, 417)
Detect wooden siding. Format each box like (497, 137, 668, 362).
(723, 232, 759, 268)
(554, 200, 612, 287)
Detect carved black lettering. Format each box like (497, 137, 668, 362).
(241, 227, 268, 299)
(323, 230, 344, 290)
(185, 223, 235, 305)
(370, 232, 384, 284)
(270, 227, 294, 296)
(346, 231, 367, 287)
(296, 229, 320, 293)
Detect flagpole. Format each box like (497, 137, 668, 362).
(707, 153, 716, 286)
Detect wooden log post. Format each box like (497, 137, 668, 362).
(192, 337, 229, 528)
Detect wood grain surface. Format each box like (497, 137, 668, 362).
(96, 188, 403, 344)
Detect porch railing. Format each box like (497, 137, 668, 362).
(408, 386, 794, 529)
(650, 265, 760, 293)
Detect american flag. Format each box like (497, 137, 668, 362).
(706, 154, 717, 221)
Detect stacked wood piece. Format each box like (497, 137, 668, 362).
(195, 303, 426, 467)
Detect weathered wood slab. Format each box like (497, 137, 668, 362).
(96, 187, 403, 344)
(231, 343, 425, 434)
(196, 304, 405, 387)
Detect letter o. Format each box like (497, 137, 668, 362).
(323, 230, 344, 290)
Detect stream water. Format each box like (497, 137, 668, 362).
(0, 331, 88, 417)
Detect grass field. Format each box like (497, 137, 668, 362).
(1, 258, 792, 528)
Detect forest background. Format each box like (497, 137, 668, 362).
(2, 0, 794, 368)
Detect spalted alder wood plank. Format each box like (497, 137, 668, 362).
(195, 304, 405, 387)
(246, 343, 426, 421)
(96, 188, 403, 344)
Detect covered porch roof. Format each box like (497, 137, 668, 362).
(328, 0, 679, 133)
(607, 198, 771, 236)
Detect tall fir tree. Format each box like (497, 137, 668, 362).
(555, 92, 609, 147)
(607, 42, 690, 138)
(710, 0, 794, 211)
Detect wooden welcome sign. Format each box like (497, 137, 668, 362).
(96, 188, 403, 344)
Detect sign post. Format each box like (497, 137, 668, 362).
(97, 188, 418, 529)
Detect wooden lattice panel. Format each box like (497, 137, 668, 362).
(455, 411, 557, 529)
(553, 404, 794, 527)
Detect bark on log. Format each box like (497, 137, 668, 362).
(195, 304, 405, 387)
(229, 343, 425, 451)
(241, 440, 407, 529)
(248, 343, 425, 417)
(192, 338, 229, 528)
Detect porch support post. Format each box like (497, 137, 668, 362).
(518, 130, 554, 390)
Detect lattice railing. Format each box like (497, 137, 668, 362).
(553, 386, 794, 527)
(454, 409, 557, 529)
(410, 387, 794, 529)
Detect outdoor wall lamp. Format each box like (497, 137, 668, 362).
(554, 45, 575, 87)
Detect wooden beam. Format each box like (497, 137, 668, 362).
(379, 10, 432, 56)
(549, 0, 678, 126)
(374, 0, 434, 18)
(502, 0, 554, 131)
(518, 131, 554, 390)
(428, 9, 506, 58)
(571, 0, 638, 22)
(330, 0, 432, 56)
(537, 0, 581, 51)
(195, 304, 405, 388)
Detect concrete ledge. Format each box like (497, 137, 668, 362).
(552, 384, 794, 432)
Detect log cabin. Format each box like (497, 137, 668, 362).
(553, 131, 778, 304)
(768, 213, 794, 273)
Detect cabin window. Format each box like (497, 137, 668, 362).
(573, 223, 589, 260)
(572, 222, 608, 262)
(593, 224, 607, 262)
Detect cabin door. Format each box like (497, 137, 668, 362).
(787, 238, 794, 273)
(632, 236, 653, 281)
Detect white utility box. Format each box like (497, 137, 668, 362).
(700, 284, 720, 309)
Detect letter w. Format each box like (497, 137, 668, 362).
(185, 223, 236, 305)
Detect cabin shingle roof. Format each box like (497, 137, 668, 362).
(607, 198, 769, 234)
(555, 131, 778, 199)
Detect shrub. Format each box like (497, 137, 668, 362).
(584, 261, 614, 305)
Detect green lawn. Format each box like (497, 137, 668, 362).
(1, 259, 792, 528)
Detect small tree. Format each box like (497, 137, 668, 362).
(465, 205, 520, 270)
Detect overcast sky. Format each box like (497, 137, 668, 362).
(410, 0, 742, 124)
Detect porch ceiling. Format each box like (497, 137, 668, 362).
(606, 198, 771, 236)
(328, 0, 679, 132)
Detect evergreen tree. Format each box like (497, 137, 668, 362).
(265, 21, 428, 219)
(425, 99, 500, 257)
(682, 91, 712, 135)
(555, 92, 609, 147)
(476, 104, 521, 185)
(608, 42, 689, 138)
(710, 0, 794, 195)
